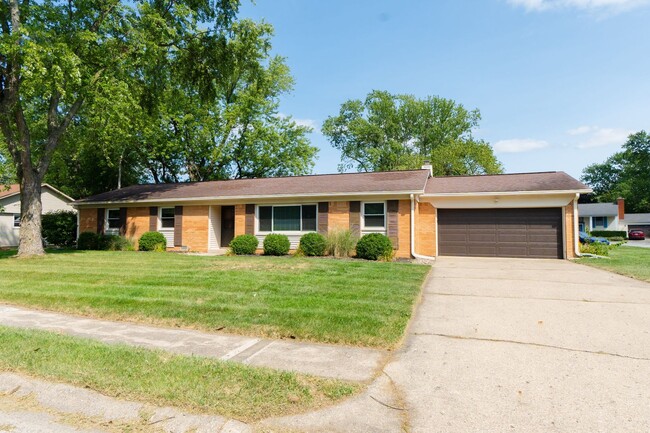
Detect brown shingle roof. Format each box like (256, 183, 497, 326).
(0, 184, 20, 199)
(75, 170, 431, 204)
(424, 171, 590, 194)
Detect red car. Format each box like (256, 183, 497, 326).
(629, 230, 646, 240)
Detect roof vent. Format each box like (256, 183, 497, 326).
(421, 160, 433, 177)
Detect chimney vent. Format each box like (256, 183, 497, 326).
(422, 160, 433, 177)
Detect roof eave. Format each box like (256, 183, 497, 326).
(72, 189, 426, 207)
(421, 189, 592, 197)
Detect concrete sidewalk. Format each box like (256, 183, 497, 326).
(0, 304, 385, 382)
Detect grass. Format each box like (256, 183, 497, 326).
(0, 326, 358, 422)
(0, 250, 429, 348)
(577, 246, 650, 282)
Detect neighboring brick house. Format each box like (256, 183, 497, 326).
(73, 168, 590, 259)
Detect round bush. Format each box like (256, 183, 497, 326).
(299, 232, 327, 256)
(77, 231, 99, 250)
(229, 234, 259, 255)
(138, 231, 167, 251)
(42, 210, 77, 247)
(263, 233, 290, 256)
(98, 235, 134, 251)
(355, 233, 394, 261)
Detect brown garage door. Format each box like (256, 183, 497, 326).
(438, 208, 563, 259)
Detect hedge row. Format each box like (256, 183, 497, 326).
(589, 230, 628, 238)
(228, 232, 394, 261)
(77, 231, 165, 252)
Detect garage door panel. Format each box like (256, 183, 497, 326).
(438, 208, 563, 259)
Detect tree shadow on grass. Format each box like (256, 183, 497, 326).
(0, 248, 83, 260)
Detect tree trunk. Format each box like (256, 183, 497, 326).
(17, 175, 45, 257)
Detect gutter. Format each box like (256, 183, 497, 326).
(421, 189, 592, 198)
(410, 194, 436, 261)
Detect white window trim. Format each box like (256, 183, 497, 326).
(13, 214, 20, 229)
(158, 207, 175, 232)
(105, 208, 121, 234)
(361, 201, 387, 232)
(255, 203, 318, 235)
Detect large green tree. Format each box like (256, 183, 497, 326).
(581, 130, 650, 213)
(322, 90, 502, 175)
(1, 1, 316, 255)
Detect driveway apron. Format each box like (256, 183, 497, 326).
(385, 257, 650, 433)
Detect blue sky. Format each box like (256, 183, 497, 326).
(239, 0, 650, 179)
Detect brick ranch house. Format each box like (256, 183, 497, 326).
(72, 168, 590, 259)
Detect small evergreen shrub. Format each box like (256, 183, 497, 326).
(77, 231, 99, 250)
(42, 210, 77, 247)
(263, 233, 290, 256)
(589, 230, 627, 239)
(229, 234, 259, 255)
(299, 232, 327, 256)
(326, 229, 357, 258)
(355, 233, 394, 261)
(139, 231, 167, 251)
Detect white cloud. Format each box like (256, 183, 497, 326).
(571, 126, 632, 148)
(493, 138, 550, 153)
(507, 0, 649, 12)
(277, 113, 319, 131)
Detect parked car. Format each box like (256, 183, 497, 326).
(579, 231, 611, 245)
(628, 230, 646, 240)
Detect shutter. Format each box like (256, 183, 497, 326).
(174, 206, 183, 247)
(349, 201, 361, 236)
(318, 202, 329, 235)
(387, 200, 399, 249)
(97, 208, 105, 234)
(149, 207, 158, 232)
(119, 207, 128, 236)
(245, 204, 255, 234)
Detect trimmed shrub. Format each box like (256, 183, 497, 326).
(139, 231, 167, 252)
(229, 234, 259, 255)
(580, 242, 611, 256)
(355, 233, 394, 261)
(77, 231, 99, 250)
(299, 232, 327, 257)
(326, 229, 357, 258)
(98, 235, 134, 251)
(263, 233, 290, 256)
(589, 230, 627, 239)
(42, 210, 77, 247)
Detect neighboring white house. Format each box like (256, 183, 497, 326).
(578, 198, 650, 235)
(0, 184, 75, 247)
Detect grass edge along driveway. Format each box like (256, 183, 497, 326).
(0, 326, 359, 423)
(0, 250, 430, 349)
(576, 246, 650, 283)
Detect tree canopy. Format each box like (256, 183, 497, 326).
(581, 130, 650, 213)
(321, 90, 503, 175)
(0, 0, 317, 255)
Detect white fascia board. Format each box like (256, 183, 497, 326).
(421, 189, 592, 198)
(73, 190, 425, 208)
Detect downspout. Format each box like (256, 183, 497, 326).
(410, 194, 436, 260)
(573, 193, 581, 257)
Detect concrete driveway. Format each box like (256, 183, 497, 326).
(385, 257, 650, 433)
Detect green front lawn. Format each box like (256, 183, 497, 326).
(577, 246, 650, 282)
(0, 250, 429, 348)
(0, 326, 357, 422)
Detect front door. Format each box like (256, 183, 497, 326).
(221, 206, 235, 247)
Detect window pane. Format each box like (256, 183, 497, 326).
(13, 215, 20, 227)
(302, 205, 317, 231)
(365, 215, 385, 228)
(259, 206, 272, 231)
(160, 218, 174, 228)
(364, 203, 384, 215)
(161, 208, 175, 218)
(273, 206, 301, 231)
(107, 209, 121, 229)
